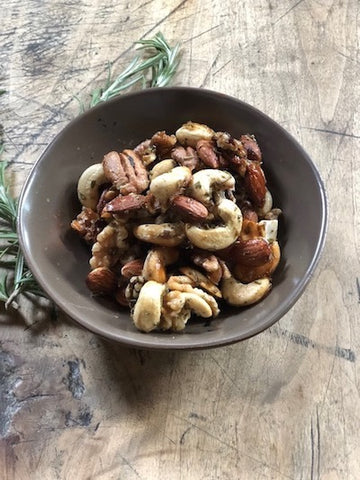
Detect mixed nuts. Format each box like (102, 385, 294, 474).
(71, 122, 282, 332)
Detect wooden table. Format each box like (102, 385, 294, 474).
(1, 1, 359, 478)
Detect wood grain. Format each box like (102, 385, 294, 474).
(1, 0, 360, 479)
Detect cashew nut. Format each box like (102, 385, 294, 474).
(175, 121, 215, 147)
(134, 222, 185, 246)
(221, 263, 271, 306)
(256, 189, 273, 217)
(149, 159, 176, 180)
(132, 280, 166, 332)
(142, 247, 179, 283)
(188, 169, 235, 206)
(150, 166, 192, 210)
(77, 163, 106, 210)
(185, 198, 242, 251)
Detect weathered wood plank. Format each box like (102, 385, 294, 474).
(1, 0, 359, 479)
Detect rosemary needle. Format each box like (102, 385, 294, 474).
(0, 32, 181, 309)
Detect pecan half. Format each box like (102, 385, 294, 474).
(151, 131, 177, 157)
(96, 186, 117, 214)
(171, 145, 201, 171)
(244, 162, 266, 207)
(240, 134, 262, 162)
(103, 150, 149, 195)
(103, 193, 146, 214)
(196, 139, 220, 168)
(171, 195, 209, 223)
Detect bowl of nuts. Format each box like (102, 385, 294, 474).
(18, 87, 327, 349)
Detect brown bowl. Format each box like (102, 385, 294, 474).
(18, 88, 327, 349)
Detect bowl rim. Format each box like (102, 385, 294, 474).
(17, 87, 328, 350)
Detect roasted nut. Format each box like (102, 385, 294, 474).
(264, 208, 282, 220)
(196, 139, 220, 168)
(160, 289, 217, 331)
(86, 267, 117, 294)
(132, 280, 166, 332)
(121, 259, 144, 279)
(241, 203, 258, 223)
(180, 266, 222, 298)
(96, 186, 117, 215)
(103, 193, 146, 214)
(134, 139, 156, 166)
(214, 131, 247, 157)
(221, 261, 271, 306)
(175, 122, 215, 147)
(230, 238, 272, 267)
(239, 218, 265, 241)
(149, 159, 176, 180)
(71, 207, 102, 244)
(171, 145, 200, 171)
(102, 150, 149, 194)
(134, 222, 186, 247)
(171, 195, 209, 223)
(90, 220, 128, 269)
(188, 169, 235, 207)
(167, 275, 195, 292)
(191, 252, 222, 284)
(142, 247, 179, 283)
(125, 275, 145, 302)
(77, 163, 107, 210)
(150, 131, 177, 157)
(256, 189, 273, 217)
(240, 134, 262, 162)
(233, 241, 281, 283)
(228, 154, 248, 177)
(150, 166, 192, 211)
(244, 162, 266, 208)
(185, 198, 242, 251)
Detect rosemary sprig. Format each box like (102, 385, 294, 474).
(0, 32, 181, 310)
(89, 32, 180, 107)
(0, 150, 48, 308)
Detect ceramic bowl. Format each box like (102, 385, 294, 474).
(18, 88, 327, 349)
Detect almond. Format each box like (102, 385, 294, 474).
(196, 139, 220, 168)
(103, 193, 146, 214)
(244, 162, 266, 207)
(86, 267, 117, 294)
(231, 238, 272, 267)
(121, 259, 144, 279)
(171, 195, 209, 223)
